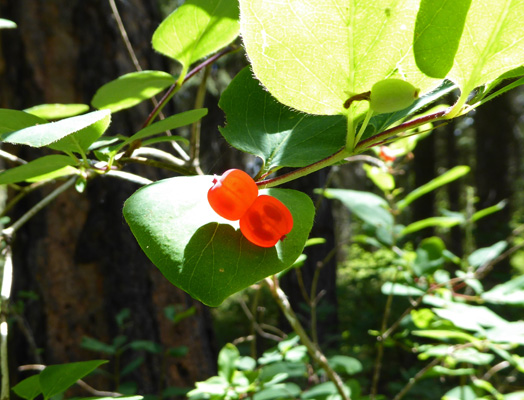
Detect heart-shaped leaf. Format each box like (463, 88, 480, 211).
(219, 67, 346, 171)
(239, 0, 440, 115)
(123, 175, 314, 306)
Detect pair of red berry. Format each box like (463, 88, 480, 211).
(207, 169, 293, 248)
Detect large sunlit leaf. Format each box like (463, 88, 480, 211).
(239, 0, 440, 115)
(91, 71, 175, 113)
(152, 0, 239, 70)
(219, 67, 346, 171)
(0, 110, 110, 148)
(48, 113, 111, 153)
(123, 176, 314, 307)
(445, 0, 524, 112)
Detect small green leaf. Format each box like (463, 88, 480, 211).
(253, 383, 301, 400)
(39, 360, 108, 399)
(120, 357, 145, 378)
(468, 240, 507, 269)
(327, 355, 363, 375)
(382, 282, 425, 297)
(0, 155, 76, 185)
(123, 176, 314, 306)
(397, 166, 470, 211)
(1, 109, 110, 148)
(471, 200, 507, 222)
(452, 348, 494, 366)
(219, 67, 346, 170)
(362, 164, 395, 192)
(442, 385, 477, 400)
(24, 104, 90, 120)
(119, 109, 207, 150)
(482, 275, 524, 305)
(152, 0, 239, 70)
(485, 321, 524, 345)
(414, 0, 472, 78)
(128, 340, 163, 354)
(0, 18, 16, 29)
(91, 71, 175, 113)
(218, 343, 239, 383)
(302, 381, 351, 400)
(412, 329, 479, 343)
(49, 112, 111, 153)
(432, 303, 508, 332)
(12, 375, 41, 400)
(81, 336, 116, 355)
(401, 216, 463, 236)
(0, 109, 47, 136)
(413, 236, 445, 276)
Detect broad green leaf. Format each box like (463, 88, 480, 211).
(400, 216, 463, 236)
(397, 165, 470, 211)
(504, 392, 524, 400)
(414, 0, 472, 78)
(91, 71, 175, 113)
(152, 0, 239, 70)
(119, 109, 207, 150)
(318, 188, 393, 230)
(24, 104, 89, 120)
(48, 112, 111, 153)
(123, 176, 315, 307)
(0, 18, 16, 29)
(468, 240, 507, 269)
(424, 366, 476, 377)
(39, 360, 108, 399)
(0, 109, 47, 136)
(253, 383, 301, 400)
(482, 275, 524, 305)
(239, 0, 440, 115)
(0, 155, 76, 185)
(187, 376, 229, 398)
(450, 348, 495, 365)
(485, 321, 524, 345)
(327, 355, 363, 375)
(219, 67, 346, 170)
(381, 282, 425, 297)
(362, 164, 395, 192)
(442, 385, 477, 400)
(11, 375, 41, 400)
(413, 236, 445, 276)
(218, 343, 239, 383)
(445, 0, 524, 113)
(1, 109, 110, 148)
(302, 381, 351, 400)
(432, 303, 508, 332)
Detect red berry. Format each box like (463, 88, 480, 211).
(379, 146, 396, 162)
(239, 195, 293, 248)
(207, 169, 258, 221)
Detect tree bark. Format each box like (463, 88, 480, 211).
(0, 0, 216, 395)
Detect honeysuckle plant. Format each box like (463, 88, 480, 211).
(2, 1, 524, 399)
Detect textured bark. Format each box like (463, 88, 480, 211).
(0, 0, 216, 395)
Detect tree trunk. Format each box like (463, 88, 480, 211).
(0, 0, 216, 395)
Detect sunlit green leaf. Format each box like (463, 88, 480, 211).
(0, 18, 16, 29)
(24, 104, 89, 120)
(11, 375, 41, 400)
(0, 155, 76, 185)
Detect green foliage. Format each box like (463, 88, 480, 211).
(0, 155, 77, 184)
(24, 103, 90, 120)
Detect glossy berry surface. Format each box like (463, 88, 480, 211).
(240, 195, 294, 248)
(208, 169, 258, 221)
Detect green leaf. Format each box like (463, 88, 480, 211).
(120, 357, 145, 378)
(451, 348, 494, 365)
(504, 392, 524, 400)
(412, 329, 479, 343)
(119, 109, 207, 151)
(81, 336, 116, 355)
(218, 343, 239, 383)
(413, 236, 445, 276)
(442, 385, 477, 400)
(362, 164, 395, 192)
(219, 67, 346, 170)
(39, 360, 108, 399)
(0, 18, 16, 29)
(397, 166, 470, 211)
(445, 0, 524, 113)
(24, 104, 90, 120)
(239, 0, 440, 115)
(414, 0, 472, 78)
(327, 355, 363, 375)
(91, 71, 175, 113)
(127, 340, 163, 354)
(482, 275, 524, 305)
(48, 112, 111, 153)
(302, 381, 351, 400)
(381, 282, 425, 297)
(471, 200, 507, 222)
(318, 188, 393, 230)
(432, 303, 508, 332)
(1, 109, 110, 148)
(11, 375, 41, 400)
(0, 109, 47, 136)
(123, 176, 315, 306)
(468, 240, 507, 269)
(0, 155, 76, 185)
(484, 321, 524, 345)
(400, 216, 463, 236)
(152, 0, 239, 70)
(424, 366, 476, 377)
(253, 383, 301, 400)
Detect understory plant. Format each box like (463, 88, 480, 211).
(1, 0, 524, 399)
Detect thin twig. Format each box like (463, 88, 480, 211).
(0, 149, 26, 165)
(391, 358, 440, 400)
(0, 180, 50, 218)
(266, 276, 350, 400)
(189, 65, 211, 175)
(2, 177, 76, 239)
(119, 156, 196, 176)
(238, 296, 283, 343)
(103, 170, 153, 186)
(108, 0, 142, 72)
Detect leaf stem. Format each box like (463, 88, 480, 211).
(189, 65, 211, 174)
(266, 276, 350, 400)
